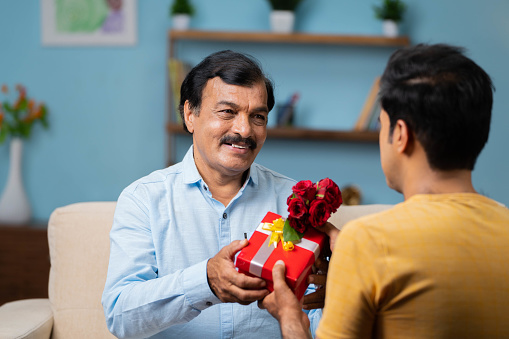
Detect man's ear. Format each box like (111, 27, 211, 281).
(183, 100, 195, 134)
(393, 119, 413, 155)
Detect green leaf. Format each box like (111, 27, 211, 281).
(283, 218, 304, 243)
(19, 122, 31, 138)
(40, 106, 50, 129)
(17, 98, 28, 111)
(267, 0, 303, 11)
(3, 102, 13, 112)
(373, 0, 406, 21)
(41, 116, 49, 129)
(0, 128, 7, 144)
(170, 0, 194, 15)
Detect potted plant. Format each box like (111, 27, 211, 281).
(170, 0, 195, 31)
(266, 0, 304, 33)
(373, 0, 406, 37)
(0, 84, 49, 224)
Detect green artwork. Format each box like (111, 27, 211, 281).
(56, 0, 109, 32)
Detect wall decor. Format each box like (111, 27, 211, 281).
(41, 0, 137, 46)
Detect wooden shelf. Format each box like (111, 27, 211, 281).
(169, 30, 410, 49)
(167, 122, 379, 143)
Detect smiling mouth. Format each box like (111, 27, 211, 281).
(220, 135, 257, 150)
(229, 143, 248, 149)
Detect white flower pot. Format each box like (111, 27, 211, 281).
(172, 14, 191, 31)
(0, 138, 31, 224)
(382, 20, 399, 37)
(270, 10, 295, 33)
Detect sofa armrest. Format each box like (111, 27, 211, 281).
(0, 299, 53, 339)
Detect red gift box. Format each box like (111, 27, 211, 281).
(235, 211, 327, 300)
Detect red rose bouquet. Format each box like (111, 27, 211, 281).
(283, 178, 342, 244)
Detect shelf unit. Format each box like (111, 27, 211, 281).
(168, 30, 410, 57)
(167, 30, 410, 164)
(167, 122, 379, 143)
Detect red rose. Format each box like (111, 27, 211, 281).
(292, 180, 317, 202)
(317, 178, 342, 212)
(308, 199, 332, 228)
(287, 193, 295, 206)
(289, 215, 308, 233)
(287, 196, 307, 219)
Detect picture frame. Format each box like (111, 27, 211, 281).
(41, 0, 137, 46)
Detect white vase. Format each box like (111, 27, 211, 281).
(270, 10, 295, 33)
(0, 138, 31, 224)
(172, 14, 191, 31)
(382, 20, 399, 37)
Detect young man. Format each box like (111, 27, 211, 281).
(102, 50, 323, 338)
(261, 44, 509, 338)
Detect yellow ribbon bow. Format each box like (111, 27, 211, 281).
(262, 218, 294, 251)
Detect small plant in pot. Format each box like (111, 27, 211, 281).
(266, 0, 304, 33)
(170, 0, 195, 31)
(373, 0, 406, 37)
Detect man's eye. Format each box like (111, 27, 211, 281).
(253, 114, 267, 125)
(221, 109, 235, 114)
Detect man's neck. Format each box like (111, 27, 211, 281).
(198, 165, 248, 207)
(402, 165, 476, 200)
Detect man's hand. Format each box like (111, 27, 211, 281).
(300, 221, 338, 310)
(207, 239, 269, 305)
(259, 261, 311, 339)
(303, 256, 329, 310)
(321, 222, 340, 252)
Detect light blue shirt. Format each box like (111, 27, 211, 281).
(102, 146, 321, 338)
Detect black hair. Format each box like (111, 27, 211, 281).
(178, 50, 275, 133)
(379, 43, 494, 171)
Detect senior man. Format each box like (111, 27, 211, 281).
(102, 50, 325, 338)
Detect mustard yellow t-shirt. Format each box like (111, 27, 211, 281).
(317, 193, 509, 339)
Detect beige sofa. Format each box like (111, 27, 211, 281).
(0, 202, 391, 339)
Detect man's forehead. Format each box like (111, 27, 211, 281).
(202, 77, 267, 101)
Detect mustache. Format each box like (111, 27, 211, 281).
(220, 134, 257, 150)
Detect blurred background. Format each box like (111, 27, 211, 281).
(1, 0, 508, 222)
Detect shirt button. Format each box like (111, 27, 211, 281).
(203, 186, 208, 191)
(223, 213, 227, 219)
(206, 301, 213, 306)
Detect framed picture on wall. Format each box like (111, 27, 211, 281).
(41, 0, 137, 46)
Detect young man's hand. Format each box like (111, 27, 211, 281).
(258, 261, 312, 339)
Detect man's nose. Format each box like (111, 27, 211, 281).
(231, 114, 252, 138)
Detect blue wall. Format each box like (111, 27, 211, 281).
(1, 0, 508, 221)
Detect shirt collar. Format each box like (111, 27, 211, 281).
(181, 145, 260, 187)
(182, 146, 202, 184)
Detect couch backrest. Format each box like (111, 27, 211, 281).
(48, 202, 117, 339)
